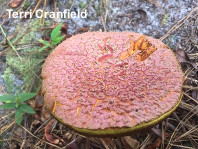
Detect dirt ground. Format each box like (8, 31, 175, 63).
(0, 0, 198, 149)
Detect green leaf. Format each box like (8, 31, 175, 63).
(38, 39, 51, 46)
(16, 103, 19, 108)
(51, 23, 63, 41)
(38, 45, 50, 52)
(0, 94, 15, 103)
(1, 103, 16, 109)
(15, 108, 23, 125)
(18, 93, 37, 103)
(19, 104, 35, 114)
(52, 35, 65, 45)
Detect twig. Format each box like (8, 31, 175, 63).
(101, 15, 106, 32)
(183, 85, 198, 90)
(32, 0, 42, 15)
(42, 0, 47, 25)
(69, 0, 75, 11)
(20, 125, 62, 149)
(100, 138, 110, 149)
(166, 105, 198, 149)
(0, 25, 22, 60)
(160, 7, 198, 41)
(170, 144, 195, 149)
(33, 117, 52, 135)
(183, 92, 198, 105)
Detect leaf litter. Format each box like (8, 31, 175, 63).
(0, 0, 198, 149)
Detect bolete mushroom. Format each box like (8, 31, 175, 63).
(41, 32, 184, 137)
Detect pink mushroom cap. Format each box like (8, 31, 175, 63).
(42, 32, 184, 136)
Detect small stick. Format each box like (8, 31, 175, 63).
(160, 7, 198, 41)
(0, 25, 22, 60)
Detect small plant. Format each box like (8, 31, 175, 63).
(0, 93, 36, 125)
(38, 23, 65, 52)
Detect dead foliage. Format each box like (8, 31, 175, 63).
(9, 0, 24, 8)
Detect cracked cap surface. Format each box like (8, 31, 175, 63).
(42, 32, 183, 135)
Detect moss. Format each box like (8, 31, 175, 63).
(79, 2, 87, 10)
(2, 19, 50, 94)
(23, 1, 31, 10)
(2, 68, 24, 95)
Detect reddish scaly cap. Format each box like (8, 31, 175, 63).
(42, 32, 183, 130)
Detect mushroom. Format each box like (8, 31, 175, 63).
(41, 32, 184, 137)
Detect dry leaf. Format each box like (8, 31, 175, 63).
(35, 95, 44, 108)
(44, 119, 59, 144)
(9, 0, 24, 8)
(64, 132, 73, 140)
(101, 138, 116, 149)
(14, 127, 23, 137)
(119, 36, 156, 61)
(175, 49, 197, 69)
(66, 136, 84, 149)
(192, 90, 198, 101)
(121, 136, 139, 149)
(127, 39, 135, 55)
(151, 127, 162, 137)
(40, 23, 68, 31)
(148, 137, 162, 149)
(77, 27, 88, 33)
(41, 105, 51, 121)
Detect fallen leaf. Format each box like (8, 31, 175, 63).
(14, 127, 23, 137)
(134, 36, 145, 51)
(101, 138, 117, 149)
(66, 136, 84, 149)
(127, 39, 135, 55)
(151, 127, 162, 137)
(192, 90, 198, 101)
(148, 137, 162, 149)
(40, 23, 68, 31)
(41, 105, 51, 121)
(77, 27, 88, 33)
(175, 49, 197, 69)
(35, 95, 44, 108)
(9, 0, 24, 8)
(60, 23, 69, 34)
(121, 136, 139, 149)
(66, 142, 79, 149)
(63, 132, 73, 140)
(10, 142, 18, 149)
(44, 119, 59, 144)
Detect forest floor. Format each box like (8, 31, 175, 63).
(0, 0, 198, 149)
